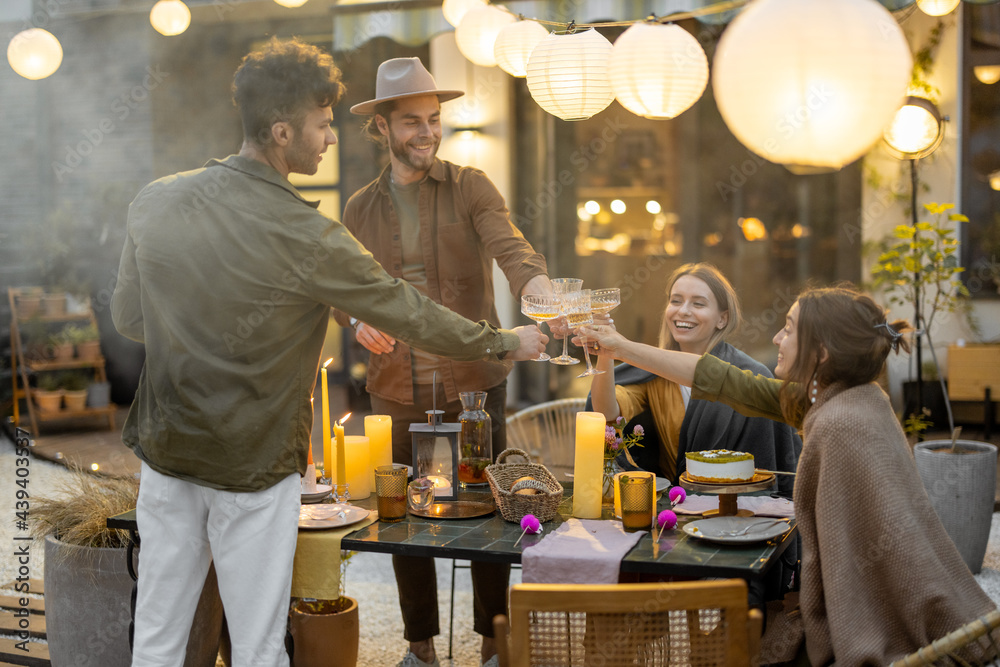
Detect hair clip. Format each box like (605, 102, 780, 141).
(874, 322, 902, 350)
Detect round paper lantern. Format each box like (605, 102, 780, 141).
(7, 29, 62, 80)
(456, 5, 516, 67)
(609, 23, 708, 120)
(494, 20, 548, 78)
(443, 0, 487, 28)
(526, 29, 615, 121)
(150, 0, 191, 36)
(274, 0, 309, 6)
(916, 0, 960, 14)
(713, 0, 912, 174)
(974, 66, 1000, 85)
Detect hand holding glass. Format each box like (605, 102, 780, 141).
(550, 278, 583, 365)
(520, 295, 561, 362)
(565, 290, 604, 378)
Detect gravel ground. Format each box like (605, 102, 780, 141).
(1, 433, 995, 666)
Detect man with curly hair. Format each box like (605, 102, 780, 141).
(113, 39, 546, 666)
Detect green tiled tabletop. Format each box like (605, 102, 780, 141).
(108, 485, 797, 581)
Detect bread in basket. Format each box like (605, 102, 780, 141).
(485, 448, 563, 523)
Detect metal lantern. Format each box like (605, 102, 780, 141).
(609, 23, 708, 120)
(410, 410, 461, 501)
(7, 29, 62, 81)
(456, 5, 515, 68)
(526, 28, 615, 121)
(712, 0, 912, 174)
(494, 20, 548, 78)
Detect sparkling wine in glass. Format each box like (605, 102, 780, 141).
(590, 287, 621, 314)
(550, 278, 583, 366)
(566, 290, 604, 378)
(520, 294, 561, 361)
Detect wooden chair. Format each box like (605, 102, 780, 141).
(447, 398, 585, 658)
(505, 398, 587, 479)
(494, 580, 763, 667)
(888, 610, 1000, 666)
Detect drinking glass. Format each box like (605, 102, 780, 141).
(619, 474, 654, 532)
(550, 278, 583, 366)
(374, 464, 409, 522)
(520, 294, 561, 361)
(590, 287, 621, 314)
(407, 478, 435, 513)
(565, 290, 603, 378)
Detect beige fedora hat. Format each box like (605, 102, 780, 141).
(350, 57, 464, 115)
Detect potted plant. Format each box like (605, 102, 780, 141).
(33, 373, 63, 413)
(288, 551, 359, 667)
(64, 322, 102, 361)
(60, 371, 90, 411)
(32, 467, 225, 666)
(870, 202, 995, 574)
(48, 328, 75, 363)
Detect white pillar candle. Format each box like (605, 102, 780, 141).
(573, 412, 605, 519)
(366, 415, 393, 488)
(344, 435, 370, 499)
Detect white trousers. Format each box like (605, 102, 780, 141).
(131, 462, 300, 667)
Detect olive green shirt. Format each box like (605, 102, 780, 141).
(692, 353, 789, 425)
(112, 155, 519, 492)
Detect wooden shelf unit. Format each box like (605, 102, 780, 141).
(8, 287, 116, 435)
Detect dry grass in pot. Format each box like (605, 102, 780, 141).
(31, 465, 139, 549)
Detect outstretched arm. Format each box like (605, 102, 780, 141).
(579, 325, 699, 387)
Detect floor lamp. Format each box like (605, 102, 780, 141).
(883, 96, 946, 427)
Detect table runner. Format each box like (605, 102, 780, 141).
(521, 518, 645, 584)
(291, 513, 379, 599)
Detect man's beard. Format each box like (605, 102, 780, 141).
(389, 131, 438, 172)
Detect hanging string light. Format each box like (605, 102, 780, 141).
(712, 0, 911, 173)
(274, 0, 309, 6)
(974, 66, 1000, 85)
(494, 20, 548, 78)
(608, 22, 708, 120)
(526, 28, 615, 121)
(456, 5, 516, 67)
(915, 0, 960, 15)
(150, 0, 191, 36)
(7, 28, 62, 80)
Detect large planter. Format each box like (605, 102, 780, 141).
(913, 440, 997, 574)
(289, 598, 359, 667)
(44, 535, 225, 666)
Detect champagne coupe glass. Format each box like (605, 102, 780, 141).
(550, 278, 583, 365)
(520, 294, 561, 361)
(590, 287, 621, 315)
(567, 290, 604, 378)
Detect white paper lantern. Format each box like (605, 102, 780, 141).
(916, 0, 960, 15)
(150, 0, 191, 36)
(609, 23, 708, 120)
(713, 0, 912, 174)
(526, 29, 615, 121)
(274, 0, 309, 6)
(7, 29, 62, 80)
(456, 5, 515, 67)
(443, 0, 488, 28)
(494, 20, 548, 78)
(974, 66, 1000, 85)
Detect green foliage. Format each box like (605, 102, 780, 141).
(869, 202, 970, 334)
(910, 19, 944, 104)
(903, 408, 933, 439)
(60, 323, 100, 344)
(36, 373, 61, 392)
(59, 371, 90, 392)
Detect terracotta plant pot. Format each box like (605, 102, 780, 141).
(16, 294, 41, 318)
(289, 598, 359, 667)
(41, 292, 67, 317)
(64, 390, 87, 411)
(51, 342, 75, 362)
(34, 388, 63, 413)
(76, 339, 102, 361)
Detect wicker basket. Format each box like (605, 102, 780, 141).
(485, 448, 564, 523)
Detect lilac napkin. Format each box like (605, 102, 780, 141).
(673, 493, 795, 517)
(521, 518, 645, 584)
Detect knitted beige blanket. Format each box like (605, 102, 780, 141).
(793, 383, 997, 665)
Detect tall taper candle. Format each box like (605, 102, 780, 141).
(366, 415, 393, 488)
(321, 359, 333, 480)
(334, 414, 350, 487)
(572, 412, 605, 519)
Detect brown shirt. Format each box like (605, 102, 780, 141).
(334, 159, 548, 404)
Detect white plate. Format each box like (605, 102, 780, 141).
(682, 517, 790, 544)
(656, 477, 669, 494)
(298, 503, 371, 530)
(301, 484, 332, 504)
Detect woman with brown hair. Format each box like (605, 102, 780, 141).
(588, 263, 800, 495)
(581, 284, 998, 665)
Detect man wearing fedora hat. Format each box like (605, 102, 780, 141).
(332, 57, 553, 667)
(114, 41, 547, 667)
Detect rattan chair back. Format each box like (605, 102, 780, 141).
(506, 398, 587, 478)
(888, 609, 1000, 666)
(495, 580, 762, 667)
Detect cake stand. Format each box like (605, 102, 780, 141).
(678, 471, 776, 517)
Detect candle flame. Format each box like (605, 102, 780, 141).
(339, 412, 352, 425)
(323, 358, 334, 369)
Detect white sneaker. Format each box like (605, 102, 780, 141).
(396, 651, 440, 667)
(481, 655, 499, 667)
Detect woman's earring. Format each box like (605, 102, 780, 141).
(810, 379, 818, 404)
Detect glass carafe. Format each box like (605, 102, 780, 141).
(458, 391, 492, 487)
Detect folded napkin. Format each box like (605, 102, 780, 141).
(673, 493, 795, 518)
(521, 518, 645, 584)
(291, 512, 378, 599)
